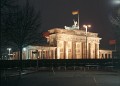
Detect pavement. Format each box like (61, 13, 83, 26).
(1, 67, 120, 86)
(1, 67, 36, 77)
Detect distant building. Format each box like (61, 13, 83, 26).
(13, 28, 112, 60)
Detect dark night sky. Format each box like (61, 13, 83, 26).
(19, 0, 119, 49)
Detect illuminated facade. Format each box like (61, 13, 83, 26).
(48, 28, 101, 59)
(13, 28, 112, 60)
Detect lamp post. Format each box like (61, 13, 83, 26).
(83, 25, 91, 59)
(7, 48, 11, 60)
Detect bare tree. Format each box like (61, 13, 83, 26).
(1, 0, 41, 73)
(109, 6, 120, 58)
(1, 0, 13, 43)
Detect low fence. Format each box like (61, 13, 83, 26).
(0, 59, 120, 69)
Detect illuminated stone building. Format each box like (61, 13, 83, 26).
(48, 28, 101, 59)
(13, 28, 112, 60)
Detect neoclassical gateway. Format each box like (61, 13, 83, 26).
(13, 27, 112, 60)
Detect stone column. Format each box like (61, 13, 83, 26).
(99, 52, 101, 59)
(88, 43, 90, 59)
(89, 43, 92, 59)
(79, 42, 82, 59)
(57, 41, 60, 59)
(29, 50, 32, 59)
(72, 42, 76, 59)
(47, 50, 50, 59)
(41, 50, 43, 59)
(53, 49, 55, 59)
(82, 42, 85, 59)
(75, 42, 82, 59)
(110, 54, 112, 59)
(90, 43, 95, 59)
(24, 49, 28, 59)
(86, 43, 90, 59)
(76, 42, 78, 59)
(39, 50, 41, 59)
(65, 41, 69, 59)
(103, 53, 105, 59)
(95, 43, 99, 59)
(86, 42, 88, 59)
(84, 42, 87, 59)
(68, 41, 72, 59)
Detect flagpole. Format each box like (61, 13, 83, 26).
(72, 10, 79, 29)
(78, 13, 79, 29)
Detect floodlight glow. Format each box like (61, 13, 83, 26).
(110, 0, 120, 6)
(88, 25, 91, 27)
(23, 48, 26, 51)
(83, 25, 91, 28)
(112, 0, 120, 4)
(7, 48, 11, 51)
(83, 25, 86, 27)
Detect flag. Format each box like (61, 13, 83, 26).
(72, 10, 79, 15)
(43, 32, 50, 38)
(109, 40, 116, 45)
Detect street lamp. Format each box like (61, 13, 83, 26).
(83, 25, 91, 59)
(23, 48, 26, 51)
(110, 0, 120, 6)
(7, 48, 11, 60)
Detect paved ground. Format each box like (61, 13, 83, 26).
(1, 69, 120, 86)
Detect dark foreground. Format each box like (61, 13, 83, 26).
(1, 70, 120, 86)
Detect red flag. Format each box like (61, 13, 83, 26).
(43, 32, 50, 38)
(109, 40, 116, 45)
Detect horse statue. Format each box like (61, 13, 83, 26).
(65, 20, 79, 30)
